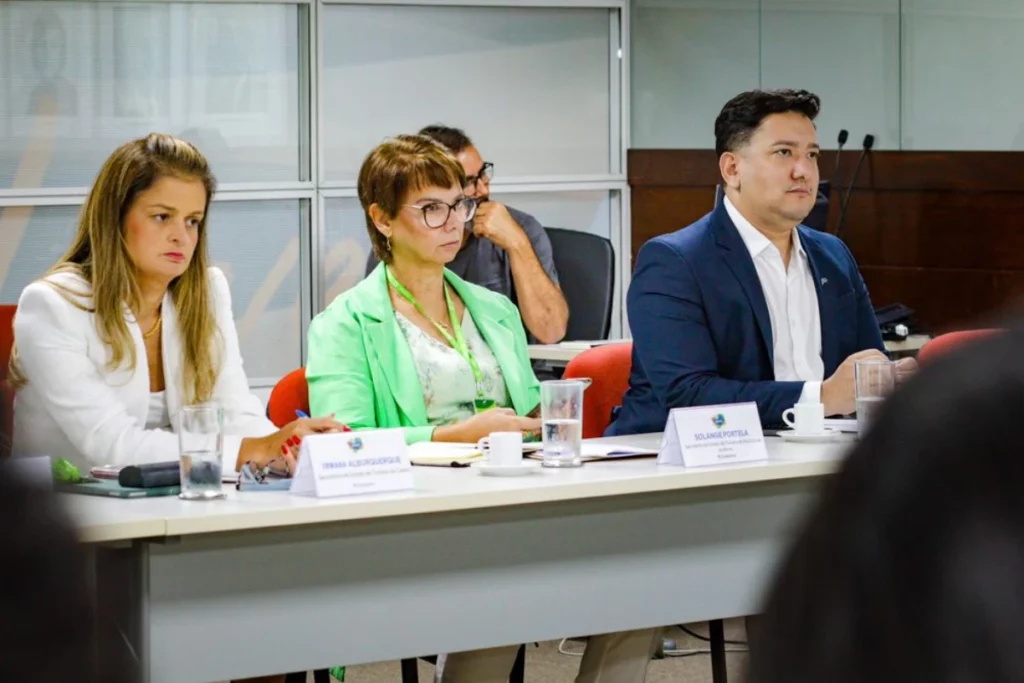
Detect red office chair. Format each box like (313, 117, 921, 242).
(267, 368, 310, 428)
(0, 304, 16, 458)
(563, 342, 633, 438)
(917, 329, 1001, 365)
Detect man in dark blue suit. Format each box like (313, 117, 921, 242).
(609, 89, 912, 435)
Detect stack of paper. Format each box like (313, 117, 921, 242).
(557, 339, 627, 350)
(526, 444, 657, 462)
(824, 418, 859, 433)
(579, 444, 658, 461)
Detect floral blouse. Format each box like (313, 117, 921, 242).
(395, 309, 511, 426)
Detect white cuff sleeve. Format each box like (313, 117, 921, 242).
(798, 381, 822, 405)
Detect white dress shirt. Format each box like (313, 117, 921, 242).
(724, 197, 823, 404)
(13, 266, 276, 471)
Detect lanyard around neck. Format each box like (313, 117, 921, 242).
(386, 266, 493, 408)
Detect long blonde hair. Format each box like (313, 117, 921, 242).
(9, 133, 220, 404)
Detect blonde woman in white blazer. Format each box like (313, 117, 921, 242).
(10, 134, 344, 476)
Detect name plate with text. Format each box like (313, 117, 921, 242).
(658, 403, 768, 468)
(291, 429, 414, 498)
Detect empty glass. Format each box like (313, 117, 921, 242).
(540, 380, 585, 468)
(178, 403, 226, 500)
(855, 359, 895, 436)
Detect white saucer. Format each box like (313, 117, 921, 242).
(778, 428, 842, 444)
(475, 462, 542, 477)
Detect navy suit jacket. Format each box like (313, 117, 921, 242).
(606, 202, 884, 436)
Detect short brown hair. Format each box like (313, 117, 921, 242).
(357, 135, 466, 263)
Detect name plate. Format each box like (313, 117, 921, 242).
(658, 403, 768, 468)
(290, 429, 414, 498)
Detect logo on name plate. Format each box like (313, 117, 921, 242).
(347, 436, 364, 453)
(711, 413, 727, 429)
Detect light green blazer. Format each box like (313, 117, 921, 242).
(307, 263, 541, 444)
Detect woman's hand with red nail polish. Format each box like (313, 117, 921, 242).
(238, 416, 349, 475)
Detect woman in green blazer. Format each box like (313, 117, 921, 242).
(307, 134, 661, 683)
(306, 135, 541, 445)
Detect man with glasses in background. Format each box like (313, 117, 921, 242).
(366, 125, 568, 346)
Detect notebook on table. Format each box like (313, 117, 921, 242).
(408, 443, 485, 468)
(408, 442, 543, 468)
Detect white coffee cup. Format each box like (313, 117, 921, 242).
(782, 402, 826, 435)
(484, 431, 523, 467)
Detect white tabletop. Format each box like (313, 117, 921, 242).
(529, 335, 930, 362)
(64, 433, 852, 543)
(69, 504, 168, 544)
(529, 341, 620, 362)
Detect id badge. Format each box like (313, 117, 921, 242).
(473, 398, 497, 414)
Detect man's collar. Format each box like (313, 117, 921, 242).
(723, 195, 805, 260)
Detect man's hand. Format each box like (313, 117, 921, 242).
(821, 349, 890, 416)
(472, 201, 528, 252)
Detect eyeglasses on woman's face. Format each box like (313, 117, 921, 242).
(402, 196, 478, 229)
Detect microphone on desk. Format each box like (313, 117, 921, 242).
(835, 133, 874, 240)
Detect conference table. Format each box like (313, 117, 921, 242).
(529, 335, 932, 364)
(67, 432, 854, 683)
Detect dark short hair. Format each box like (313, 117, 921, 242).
(748, 326, 1024, 683)
(418, 125, 474, 155)
(714, 89, 820, 157)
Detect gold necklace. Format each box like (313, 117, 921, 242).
(143, 313, 162, 340)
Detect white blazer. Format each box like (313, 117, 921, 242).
(12, 266, 277, 472)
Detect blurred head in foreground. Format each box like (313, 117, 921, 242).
(749, 327, 1024, 683)
(0, 468, 115, 683)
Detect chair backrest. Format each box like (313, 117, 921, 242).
(545, 228, 614, 341)
(563, 342, 632, 438)
(917, 329, 1000, 365)
(0, 305, 15, 458)
(0, 305, 14, 381)
(267, 368, 309, 428)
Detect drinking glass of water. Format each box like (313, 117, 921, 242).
(855, 359, 895, 436)
(178, 403, 226, 500)
(540, 380, 585, 468)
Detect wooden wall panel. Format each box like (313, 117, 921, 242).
(628, 149, 1024, 332)
(860, 267, 1024, 331)
(834, 192, 1024, 270)
(630, 187, 715, 263)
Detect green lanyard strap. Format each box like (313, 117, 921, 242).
(386, 267, 495, 411)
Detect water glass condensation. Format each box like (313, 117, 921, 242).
(855, 359, 895, 436)
(178, 403, 226, 500)
(540, 380, 584, 468)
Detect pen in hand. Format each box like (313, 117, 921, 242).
(295, 409, 350, 433)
